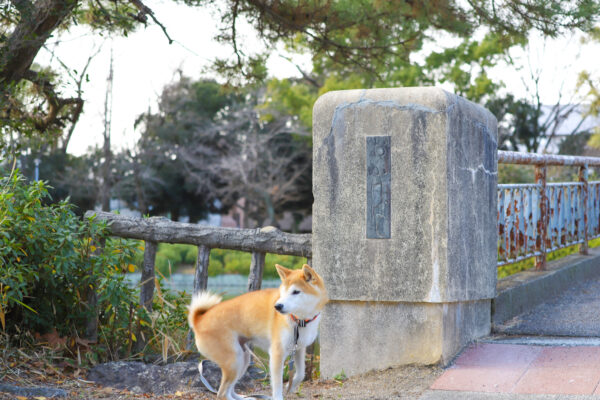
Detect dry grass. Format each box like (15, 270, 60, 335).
(1, 332, 442, 400)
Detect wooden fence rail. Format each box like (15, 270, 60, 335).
(84, 211, 312, 342)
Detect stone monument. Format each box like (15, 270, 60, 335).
(312, 87, 498, 378)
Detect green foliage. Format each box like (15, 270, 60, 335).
(127, 76, 313, 226)
(153, 243, 195, 277)
(0, 172, 199, 363)
(152, 243, 306, 278)
(261, 79, 317, 128)
(143, 279, 190, 361)
(498, 164, 535, 184)
(425, 33, 525, 102)
(113, 78, 235, 221)
(559, 132, 592, 155)
(498, 237, 600, 278)
(0, 172, 138, 340)
(16, 152, 99, 215)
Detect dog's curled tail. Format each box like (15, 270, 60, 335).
(187, 292, 222, 329)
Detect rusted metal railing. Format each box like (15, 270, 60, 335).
(497, 151, 600, 270)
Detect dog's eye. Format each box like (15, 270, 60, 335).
(292, 290, 301, 295)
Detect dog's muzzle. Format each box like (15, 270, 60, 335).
(274, 303, 285, 313)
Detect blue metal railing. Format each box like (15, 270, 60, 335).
(497, 151, 600, 269)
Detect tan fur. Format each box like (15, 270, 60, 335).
(188, 264, 328, 400)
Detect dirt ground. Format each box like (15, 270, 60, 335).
(0, 364, 442, 400)
(287, 364, 443, 400)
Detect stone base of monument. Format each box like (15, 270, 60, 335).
(320, 300, 490, 377)
(312, 87, 498, 378)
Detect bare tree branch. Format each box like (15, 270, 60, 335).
(21, 69, 83, 132)
(128, 0, 174, 44)
(47, 43, 103, 152)
(278, 54, 320, 88)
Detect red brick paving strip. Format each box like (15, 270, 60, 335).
(431, 343, 600, 395)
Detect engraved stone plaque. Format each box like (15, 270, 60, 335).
(366, 136, 391, 238)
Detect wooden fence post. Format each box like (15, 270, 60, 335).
(193, 245, 211, 295)
(140, 241, 158, 311)
(136, 241, 157, 353)
(187, 245, 211, 350)
(86, 238, 105, 342)
(247, 251, 266, 291)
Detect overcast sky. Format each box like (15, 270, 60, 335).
(33, 0, 600, 156)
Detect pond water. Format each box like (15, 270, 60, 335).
(125, 273, 281, 297)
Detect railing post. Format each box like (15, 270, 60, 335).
(140, 241, 157, 311)
(579, 164, 589, 255)
(193, 245, 211, 294)
(86, 238, 105, 343)
(535, 165, 548, 270)
(247, 251, 266, 291)
(187, 245, 211, 350)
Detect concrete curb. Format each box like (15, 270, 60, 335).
(492, 247, 600, 327)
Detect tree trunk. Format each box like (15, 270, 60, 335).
(100, 51, 113, 212)
(101, 141, 112, 211)
(0, 0, 78, 86)
(133, 161, 147, 214)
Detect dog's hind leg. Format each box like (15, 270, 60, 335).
(229, 345, 251, 400)
(196, 334, 241, 400)
(215, 363, 237, 400)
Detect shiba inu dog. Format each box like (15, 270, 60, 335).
(188, 264, 328, 400)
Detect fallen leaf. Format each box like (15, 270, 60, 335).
(16, 396, 28, 400)
(35, 328, 67, 349)
(175, 391, 183, 397)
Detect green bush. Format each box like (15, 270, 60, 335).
(0, 173, 141, 354)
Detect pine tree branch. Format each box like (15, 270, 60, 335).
(127, 0, 173, 44)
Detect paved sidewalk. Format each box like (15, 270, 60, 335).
(427, 343, 600, 397)
(420, 391, 600, 399)
(495, 273, 600, 337)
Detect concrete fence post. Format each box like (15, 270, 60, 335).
(312, 88, 498, 378)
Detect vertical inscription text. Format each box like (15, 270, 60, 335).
(367, 136, 391, 239)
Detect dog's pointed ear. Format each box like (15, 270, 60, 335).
(302, 264, 316, 282)
(275, 264, 291, 281)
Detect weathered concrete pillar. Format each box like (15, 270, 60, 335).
(313, 87, 498, 378)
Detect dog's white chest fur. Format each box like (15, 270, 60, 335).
(282, 316, 321, 355)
